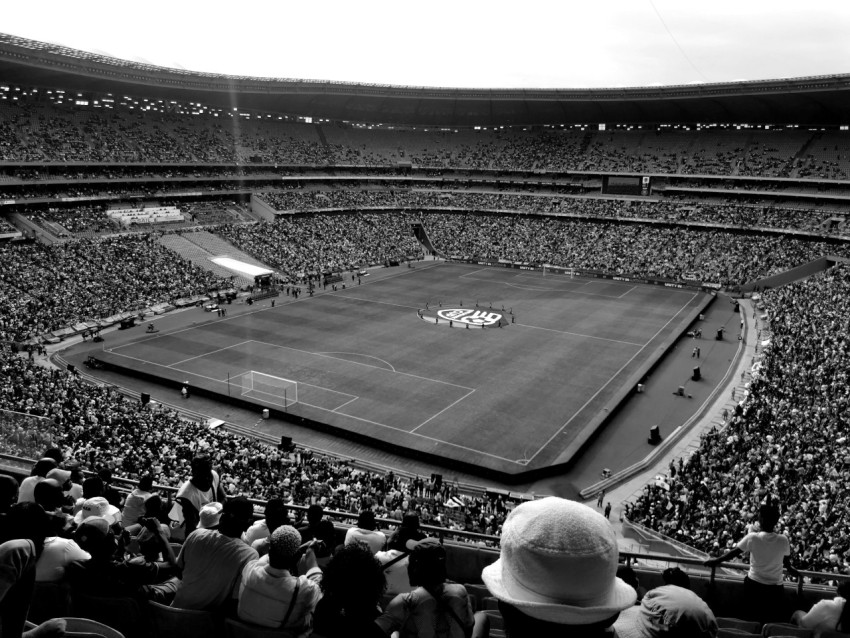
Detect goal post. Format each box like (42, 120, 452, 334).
(240, 370, 298, 408)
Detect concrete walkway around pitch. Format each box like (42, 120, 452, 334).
(585, 297, 765, 552)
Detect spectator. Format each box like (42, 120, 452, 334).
(344, 510, 386, 555)
(172, 495, 258, 611)
(375, 538, 474, 638)
(168, 455, 225, 541)
(662, 567, 691, 591)
(791, 581, 850, 635)
(17, 458, 57, 504)
(298, 504, 335, 563)
(313, 543, 386, 638)
(198, 502, 223, 530)
(614, 585, 717, 638)
(0, 503, 65, 638)
(481, 497, 636, 636)
(243, 497, 288, 551)
(0, 475, 18, 529)
(376, 515, 426, 596)
(238, 525, 323, 633)
(704, 502, 797, 623)
(121, 474, 154, 528)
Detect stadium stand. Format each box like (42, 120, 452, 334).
(3, 33, 850, 636)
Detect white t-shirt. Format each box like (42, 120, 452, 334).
(737, 531, 790, 585)
(36, 537, 91, 582)
(799, 596, 845, 634)
(344, 528, 386, 555)
(376, 549, 413, 595)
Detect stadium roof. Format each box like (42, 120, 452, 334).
(2, 33, 850, 128)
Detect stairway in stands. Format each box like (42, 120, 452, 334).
(157, 230, 274, 287)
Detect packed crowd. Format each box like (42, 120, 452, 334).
(216, 212, 423, 277)
(0, 235, 230, 342)
(0, 346, 514, 541)
(628, 262, 850, 576)
(2, 90, 850, 180)
(257, 187, 847, 235)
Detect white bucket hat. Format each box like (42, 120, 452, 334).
(482, 497, 636, 625)
(73, 496, 121, 526)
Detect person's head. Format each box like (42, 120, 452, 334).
(138, 474, 154, 492)
(42, 447, 64, 466)
(321, 542, 386, 617)
(82, 476, 104, 499)
(198, 502, 223, 529)
(408, 539, 447, 589)
(3, 502, 51, 551)
(265, 498, 288, 531)
(31, 458, 57, 478)
(481, 497, 636, 632)
(357, 509, 376, 531)
(218, 496, 254, 537)
(758, 503, 780, 532)
(618, 565, 641, 601)
(190, 456, 213, 492)
(268, 525, 303, 570)
(662, 567, 691, 590)
(614, 585, 717, 638)
(97, 467, 113, 484)
(45, 468, 72, 492)
(306, 504, 324, 525)
(73, 496, 120, 527)
(837, 582, 850, 632)
(144, 494, 164, 520)
(33, 479, 65, 512)
(74, 518, 116, 561)
(0, 474, 19, 513)
(389, 513, 425, 551)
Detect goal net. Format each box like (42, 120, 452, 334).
(240, 370, 298, 408)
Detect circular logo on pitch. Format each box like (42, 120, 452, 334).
(437, 308, 503, 326)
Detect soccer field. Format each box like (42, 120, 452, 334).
(98, 262, 711, 478)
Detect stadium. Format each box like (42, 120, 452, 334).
(2, 15, 850, 637)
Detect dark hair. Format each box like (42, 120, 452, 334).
(34, 479, 64, 511)
(42, 447, 64, 465)
(759, 503, 780, 531)
(662, 566, 691, 590)
(31, 458, 57, 478)
(408, 543, 447, 589)
(357, 510, 376, 531)
(138, 474, 154, 492)
(0, 474, 19, 513)
(307, 504, 323, 524)
(617, 565, 641, 599)
(3, 502, 51, 550)
(219, 496, 254, 537)
(321, 543, 386, 618)
(82, 476, 104, 499)
(265, 498, 288, 530)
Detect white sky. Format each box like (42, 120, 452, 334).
(3, 0, 849, 89)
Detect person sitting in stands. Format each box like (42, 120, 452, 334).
(375, 538, 474, 638)
(791, 581, 850, 635)
(243, 498, 288, 554)
(376, 513, 425, 596)
(344, 510, 386, 555)
(481, 497, 636, 637)
(313, 543, 386, 638)
(238, 525, 323, 634)
(17, 458, 57, 504)
(297, 504, 335, 565)
(172, 495, 257, 612)
(0, 503, 66, 638)
(614, 585, 717, 637)
(122, 474, 154, 528)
